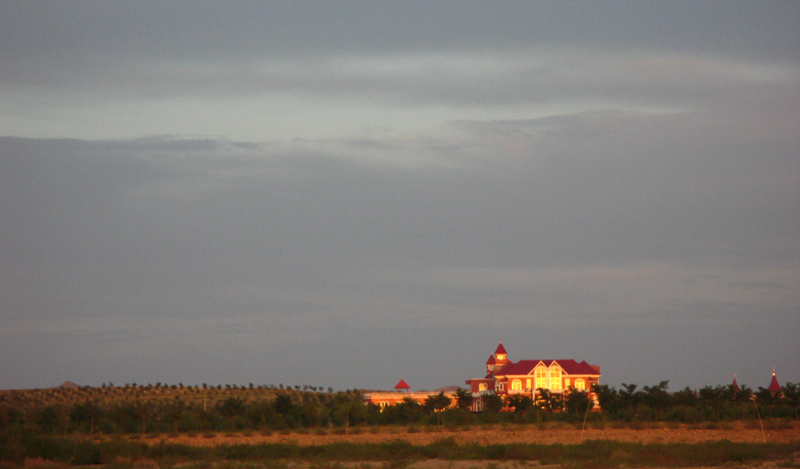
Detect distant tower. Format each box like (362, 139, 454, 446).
(767, 368, 782, 394)
(731, 373, 740, 393)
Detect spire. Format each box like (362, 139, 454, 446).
(485, 354, 497, 374)
(493, 342, 509, 367)
(731, 373, 740, 393)
(767, 369, 782, 393)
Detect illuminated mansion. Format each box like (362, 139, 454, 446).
(466, 342, 601, 407)
(364, 342, 601, 412)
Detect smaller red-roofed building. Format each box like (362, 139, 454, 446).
(364, 380, 459, 410)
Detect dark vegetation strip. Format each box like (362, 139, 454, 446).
(1, 381, 798, 435)
(1, 433, 797, 468)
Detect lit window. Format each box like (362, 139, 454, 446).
(550, 367, 562, 390)
(575, 379, 585, 391)
(535, 367, 547, 389)
(511, 379, 522, 391)
(526, 379, 532, 389)
(479, 383, 487, 391)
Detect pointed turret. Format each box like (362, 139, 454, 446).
(767, 369, 782, 393)
(494, 342, 509, 367)
(486, 354, 496, 374)
(731, 374, 740, 393)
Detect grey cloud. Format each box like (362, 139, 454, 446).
(3, 3, 798, 102)
(1, 1, 798, 390)
(3, 2, 797, 69)
(3, 117, 796, 326)
(729, 281, 788, 291)
(5, 47, 798, 115)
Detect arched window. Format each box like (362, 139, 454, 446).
(535, 367, 547, 389)
(511, 379, 522, 391)
(550, 367, 562, 390)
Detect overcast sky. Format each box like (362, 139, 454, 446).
(1, 1, 798, 393)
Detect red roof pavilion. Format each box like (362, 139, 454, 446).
(394, 378, 411, 392)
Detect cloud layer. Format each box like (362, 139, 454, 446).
(1, 2, 798, 391)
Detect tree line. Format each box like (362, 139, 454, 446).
(0, 389, 364, 435)
(591, 381, 799, 422)
(0, 381, 797, 435)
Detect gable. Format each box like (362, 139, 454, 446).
(501, 359, 600, 377)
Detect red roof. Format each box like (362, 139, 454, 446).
(394, 378, 411, 390)
(486, 355, 496, 365)
(732, 377, 740, 393)
(495, 342, 508, 355)
(579, 360, 600, 374)
(768, 373, 782, 393)
(496, 359, 601, 376)
(485, 360, 514, 378)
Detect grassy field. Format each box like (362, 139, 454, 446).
(3, 420, 800, 468)
(2, 432, 800, 468)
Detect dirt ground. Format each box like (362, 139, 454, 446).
(148, 421, 800, 447)
(75, 423, 800, 468)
